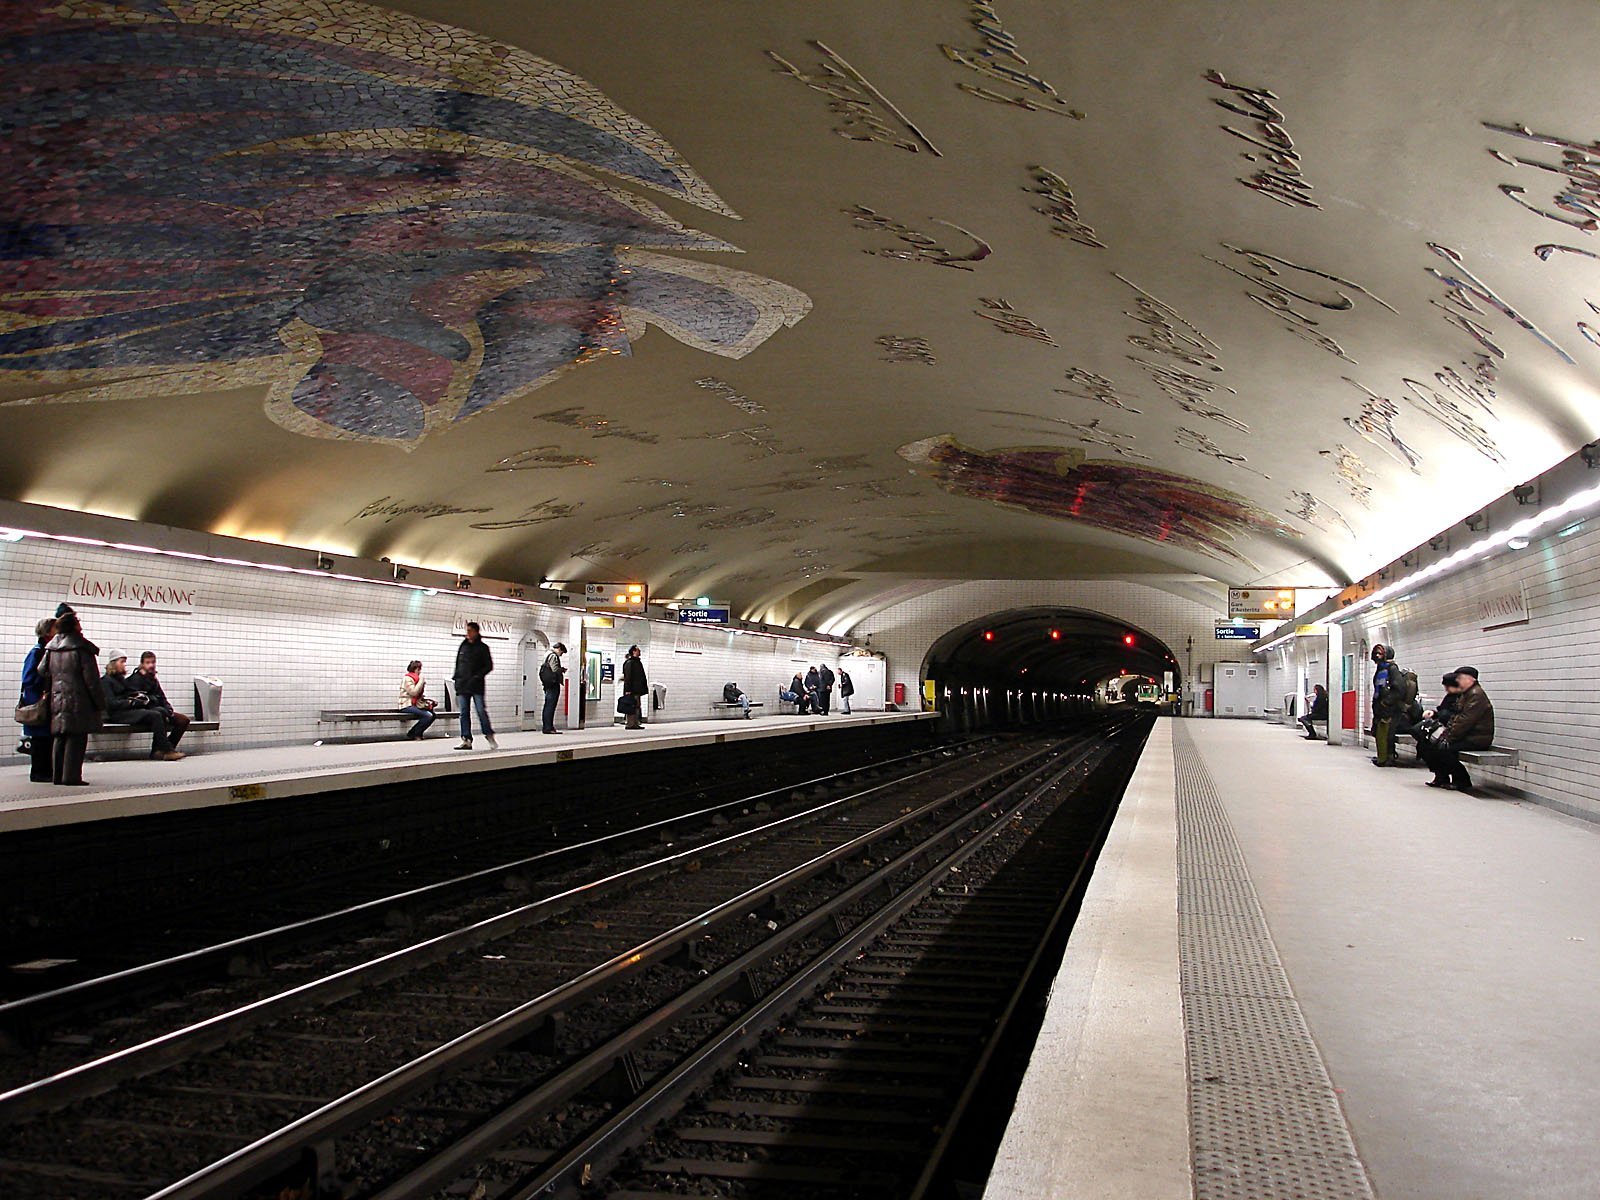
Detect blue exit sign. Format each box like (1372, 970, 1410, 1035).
(1215, 624, 1261, 640)
(678, 606, 730, 625)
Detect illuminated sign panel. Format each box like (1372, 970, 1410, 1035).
(583, 581, 647, 613)
(1228, 587, 1295, 620)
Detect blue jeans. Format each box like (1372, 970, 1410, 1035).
(541, 684, 561, 732)
(458, 691, 493, 740)
(400, 705, 434, 738)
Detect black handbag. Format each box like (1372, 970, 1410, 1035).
(618, 693, 638, 714)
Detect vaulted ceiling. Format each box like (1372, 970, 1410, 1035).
(4, 0, 1598, 631)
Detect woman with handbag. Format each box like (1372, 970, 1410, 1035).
(621, 644, 647, 730)
(17, 615, 56, 782)
(398, 659, 436, 740)
(38, 609, 107, 786)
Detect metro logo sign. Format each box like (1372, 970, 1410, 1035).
(583, 581, 647, 613)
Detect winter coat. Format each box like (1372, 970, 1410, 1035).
(131, 667, 176, 714)
(622, 654, 647, 697)
(103, 670, 156, 715)
(838, 671, 854, 698)
(818, 664, 834, 691)
(398, 674, 428, 708)
(452, 637, 493, 697)
(40, 632, 106, 735)
(19, 642, 49, 737)
(1307, 689, 1327, 720)
(1446, 683, 1494, 750)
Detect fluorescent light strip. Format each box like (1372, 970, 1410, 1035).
(0, 525, 851, 648)
(1332, 477, 1600, 625)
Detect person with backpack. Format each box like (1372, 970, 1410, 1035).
(1371, 649, 1416, 767)
(722, 681, 751, 717)
(538, 641, 567, 734)
(838, 667, 854, 714)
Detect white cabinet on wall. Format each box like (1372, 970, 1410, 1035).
(1214, 662, 1267, 718)
(843, 656, 886, 709)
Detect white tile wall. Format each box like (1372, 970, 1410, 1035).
(855, 579, 1233, 707)
(1325, 519, 1600, 821)
(0, 539, 859, 751)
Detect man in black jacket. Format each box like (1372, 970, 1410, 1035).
(452, 623, 497, 750)
(132, 651, 192, 749)
(621, 644, 647, 730)
(102, 650, 184, 760)
(817, 662, 835, 715)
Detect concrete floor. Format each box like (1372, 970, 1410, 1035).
(1188, 719, 1600, 1200)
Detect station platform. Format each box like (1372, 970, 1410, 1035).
(0, 710, 935, 834)
(987, 717, 1600, 1200)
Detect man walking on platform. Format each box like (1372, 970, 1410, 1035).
(453, 622, 498, 750)
(539, 641, 567, 734)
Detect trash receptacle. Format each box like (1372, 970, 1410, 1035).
(650, 683, 667, 713)
(893, 682, 906, 706)
(193, 676, 223, 722)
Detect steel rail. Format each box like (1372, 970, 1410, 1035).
(0, 734, 977, 1045)
(0, 737, 1035, 1126)
(134, 737, 1081, 1199)
(503, 735, 1118, 1199)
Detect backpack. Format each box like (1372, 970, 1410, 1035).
(1380, 667, 1417, 716)
(723, 682, 740, 703)
(538, 653, 560, 687)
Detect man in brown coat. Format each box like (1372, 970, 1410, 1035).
(1422, 666, 1494, 793)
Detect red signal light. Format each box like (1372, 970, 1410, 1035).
(1123, 633, 1135, 646)
(1049, 629, 1061, 640)
(982, 630, 994, 642)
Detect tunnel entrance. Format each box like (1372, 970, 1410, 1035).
(920, 607, 1180, 729)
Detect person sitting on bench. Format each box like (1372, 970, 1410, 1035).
(102, 649, 184, 760)
(722, 681, 751, 717)
(130, 650, 192, 750)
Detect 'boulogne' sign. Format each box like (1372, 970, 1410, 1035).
(67, 569, 197, 613)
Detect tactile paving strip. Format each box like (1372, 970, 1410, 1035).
(1174, 724, 1377, 1200)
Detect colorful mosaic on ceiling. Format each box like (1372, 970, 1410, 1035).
(897, 435, 1300, 565)
(0, 0, 810, 447)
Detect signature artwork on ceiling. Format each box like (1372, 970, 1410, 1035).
(532, 408, 658, 444)
(768, 41, 941, 155)
(696, 377, 767, 416)
(1055, 366, 1142, 413)
(1203, 69, 1318, 210)
(898, 435, 1298, 565)
(1318, 444, 1375, 508)
(1425, 243, 1573, 364)
(1484, 122, 1600, 232)
(985, 410, 1151, 461)
(877, 336, 938, 365)
(1116, 274, 1249, 432)
(487, 446, 597, 473)
(940, 2, 1083, 120)
(1400, 375, 1504, 463)
(0, 0, 810, 447)
(1342, 379, 1422, 474)
(349, 497, 492, 523)
(1287, 490, 1354, 536)
(1025, 166, 1105, 249)
(1174, 427, 1270, 480)
(844, 206, 993, 270)
(975, 298, 1057, 346)
(468, 499, 580, 531)
(1204, 243, 1394, 363)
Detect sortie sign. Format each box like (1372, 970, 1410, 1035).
(677, 607, 730, 625)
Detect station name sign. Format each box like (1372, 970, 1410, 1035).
(583, 581, 647, 613)
(1214, 623, 1261, 640)
(1227, 587, 1295, 620)
(68, 569, 197, 613)
(677, 606, 730, 625)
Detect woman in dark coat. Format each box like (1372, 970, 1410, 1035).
(39, 610, 106, 785)
(19, 616, 55, 781)
(621, 644, 647, 730)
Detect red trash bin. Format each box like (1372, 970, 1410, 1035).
(893, 682, 906, 705)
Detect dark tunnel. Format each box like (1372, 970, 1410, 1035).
(920, 607, 1180, 730)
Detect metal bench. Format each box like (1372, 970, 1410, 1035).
(100, 720, 220, 734)
(710, 701, 762, 719)
(1458, 747, 1520, 767)
(317, 709, 457, 739)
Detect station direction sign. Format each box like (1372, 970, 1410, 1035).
(1228, 587, 1295, 620)
(677, 606, 730, 625)
(1215, 623, 1261, 640)
(582, 581, 647, 613)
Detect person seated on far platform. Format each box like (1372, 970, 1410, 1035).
(398, 659, 436, 740)
(130, 651, 192, 750)
(780, 673, 813, 714)
(102, 649, 185, 760)
(1300, 684, 1327, 739)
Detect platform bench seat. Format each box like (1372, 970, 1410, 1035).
(1457, 746, 1520, 767)
(709, 701, 763, 719)
(99, 719, 220, 734)
(319, 709, 457, 728)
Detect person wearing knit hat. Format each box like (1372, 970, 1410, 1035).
(54, 602, 75, 618)
(102, 648, 185, 761)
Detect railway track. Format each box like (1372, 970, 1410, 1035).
(0, 727, 1124, 1198)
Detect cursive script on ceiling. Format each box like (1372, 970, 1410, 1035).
(1025, 165, 1104, 248)
(877, 335, 938, 365)
(1203, 69, 1318, 210)
(845, 205, 992, 270)
(1318, 444, 1375, 509)
(1205, 243, 1394, 363)
(768, 41, 942, 155)
(975, 297, 1057, 345)
(940, 2, 1083, 119)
